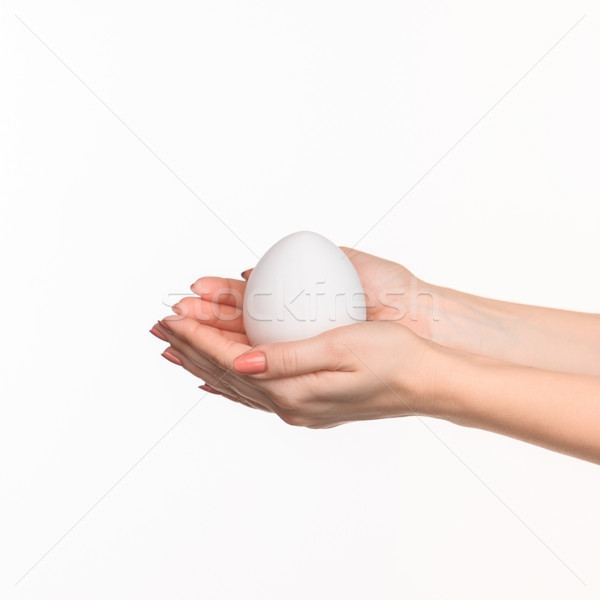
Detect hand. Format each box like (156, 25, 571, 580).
(150, 253, 600, 461)
(149, 247, 440, 424)
(151, 317, 440, 428)
(163, 247, 431, 344)
(338, 246, 426, 325)
(171, 275, 250, 345)
(243, 247, 437, 334)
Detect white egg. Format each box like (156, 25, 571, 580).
(243, 231, 367, 345)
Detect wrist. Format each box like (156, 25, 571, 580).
(427, 285, 510, 359)
(403, 339, 480, 423)
(397, 277, 444, 341)
(388, 329, 464, 421)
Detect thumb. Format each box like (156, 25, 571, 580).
(233, 335, 345, 379)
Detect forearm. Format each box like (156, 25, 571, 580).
(429, 345, 600, 464)
(425, 284, 600, 375)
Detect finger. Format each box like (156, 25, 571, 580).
(199, 384, 222, 395)
(232, 328, 354, 379)
(240, 269, 253, 281)
(213, 384, 275, 413)
(162, 345, 249, 406)
(160, 346, 204, 378)
(158, 323, 268, 412)
(190, 277, 246, 308)
(193, 360, 276, 413)
(171, 297, 245, 333)
(158, 330, 276, 413)
(210, 385, 274, 413)
(156, 320, 248, 351)
(160, 316, 251, 368)
(338, 246, 356, 259)
(149, 324, 168, 342)
(155, 322, 235, 377)
(155, 321, 264, 410)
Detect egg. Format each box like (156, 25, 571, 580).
(243, 231, 367, 345)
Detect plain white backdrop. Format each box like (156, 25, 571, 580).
(2, 1, 600, 598)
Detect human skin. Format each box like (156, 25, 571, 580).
(149, 248, 600, 464)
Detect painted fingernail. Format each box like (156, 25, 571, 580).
(149, 326, 168, 342)
(162, 350, 182, 366)
(199, 384, 221, 395)
(233, 351, 266, 374)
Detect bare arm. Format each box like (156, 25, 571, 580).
(426, 285, 600, 375)
(336, 247, 600, 375)
(436, 344, 600, 463)
(150, 248, 600, 464)
(153, 310, 600, 464)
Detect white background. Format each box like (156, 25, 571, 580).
(2, 1, 600, 598)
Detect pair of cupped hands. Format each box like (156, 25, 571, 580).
(150, 248, 444, 428)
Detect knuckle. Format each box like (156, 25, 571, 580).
(278, 345, 299, 375)
(323, 338, 343, 364)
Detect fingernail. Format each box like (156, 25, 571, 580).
(233, 351, 266, 374)
(241, 269, 252, 280)
(162, 350, 182, 366)
(160, 319, 172, 331)
(171, 303, 183, 315)
(199, 384, 221, 395)
(149, 326, 168, 342)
